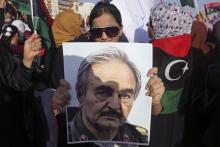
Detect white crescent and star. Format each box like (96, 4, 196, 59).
(165, 60, 189, 81)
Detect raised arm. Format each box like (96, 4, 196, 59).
(0, 34, 41, 90)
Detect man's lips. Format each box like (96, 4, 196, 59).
(100, 111, 122, 119)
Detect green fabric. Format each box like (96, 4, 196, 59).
(10, 0, 31, 15)
(180, 0, 195, 8)
(34, 17, 51, 49)
(10, 0, 51, 49)
(10, 0, 52, 50)
(161, 88, 183, 114)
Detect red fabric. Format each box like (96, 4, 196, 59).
(152, 34, 192, 57)
(38, 48, 45, 56)
(205, 2, 220, 8)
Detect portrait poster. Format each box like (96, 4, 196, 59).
(63, 43, 152, 145)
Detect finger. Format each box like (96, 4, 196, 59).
(57, 105, 68, 113)
(53, 91, 69, 105)
(26, 34, 36, 43)
(149, 83, 164, 98)
(32, 33, 40, 39)
(145, 74, 159, 90)
(54, 87, 70, 104)
(147, 67, 158, 77)
(59, 79, 71, 89)
(32, 41, 42, 50)
(145, 76, 164, 97)
(33, 38, 42, 45)
(33, 50, 41, 56)
(152, 95, 162, 105)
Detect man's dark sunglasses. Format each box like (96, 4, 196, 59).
(90, 26, 120, 38)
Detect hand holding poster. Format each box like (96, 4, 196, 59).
(63, 43, 152, 145)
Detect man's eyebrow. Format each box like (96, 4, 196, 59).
(95, 85, 114, 92)
(120, 89, 135, 94)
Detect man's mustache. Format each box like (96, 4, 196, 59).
(100, 111, 122, 119)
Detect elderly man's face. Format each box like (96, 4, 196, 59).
(81, 58, 136, 131)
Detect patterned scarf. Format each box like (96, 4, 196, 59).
(149, 3, 193, 39)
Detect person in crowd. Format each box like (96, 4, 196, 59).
(0, 27, 49, 147)
(75, 1, 128, 42)
(68, 48, 150, 143)
(52, 9, 83, 48)
(0, 25, 21, 54)
(147, 3, 193, 147)
(205, 20, 220, 147)
(12, 19, 31, 42)
(210, 20, 220, 64)
(185, 20, 220, 147)
(0, 25, 69, 147)
(56, 1, 164, 147)
(4, 1, 17, 26)
(182, 20, 214, 147)
(51, 9, 83, 88)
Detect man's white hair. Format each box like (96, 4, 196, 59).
(75, 46, 141, 103)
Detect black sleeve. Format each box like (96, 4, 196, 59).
(0, 45, 33, 91)
(207, 63, 220, 90)
(0, 8, 4, 30)
(56, 113, 100, 147)
(50, 46, 64, 88)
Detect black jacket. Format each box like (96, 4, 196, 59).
(0, 43, 48, 147)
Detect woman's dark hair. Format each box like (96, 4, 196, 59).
(89, 1, 122, 27)
(1, 25, 18, 46)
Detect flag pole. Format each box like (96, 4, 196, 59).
(30, 0, 39, 52)
(30, 0, 37, 33)
(193, 0, 199, 14)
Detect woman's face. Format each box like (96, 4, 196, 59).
(91, 13, 122, 42)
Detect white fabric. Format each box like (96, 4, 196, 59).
(12, 19, 31, 40)
(111, 0, 154, 43)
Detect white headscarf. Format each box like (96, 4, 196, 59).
(11, 19, 31, 40)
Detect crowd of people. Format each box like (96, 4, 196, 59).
(0, 0, 220, 147)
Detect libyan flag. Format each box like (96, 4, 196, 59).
(180, 0, 195, 8)
(152, 34, 193, 114)
(9, 0, 55, 84)
(9, 0, 53, 50)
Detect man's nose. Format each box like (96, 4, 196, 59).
(108, 93, 120, 110)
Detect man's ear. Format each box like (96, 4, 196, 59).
(76, 88, 83, 103)
(78, 96, 85, 104)
(77, 97, 82, 103)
